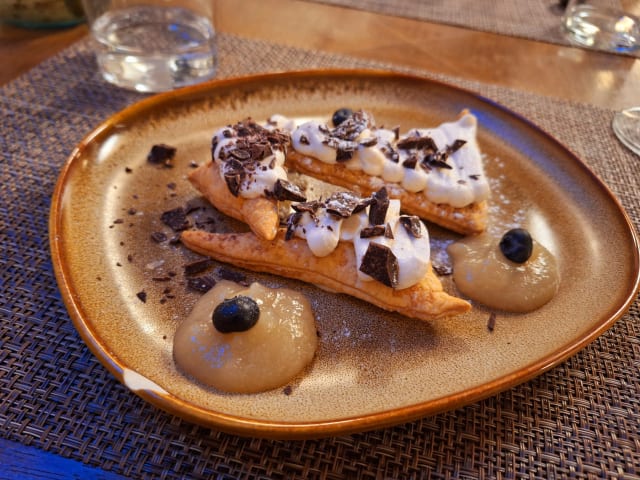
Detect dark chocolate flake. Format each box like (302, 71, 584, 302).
(216, 267, 248, 285)
(150, 231, 168, 243)
(187, 276, 217, 293)
(368, 187, 389, 225)
(273, 179, 307, 202)
(359, 242, 399, 288)
(399, 215, 423, 238)
(184, 258, 215, 276)
(448, 139, 467, 153)
(336, 148, 354, 163)
(360, 225, 386, 238)
(147, 144, 176, 166)
(136, 291, 147, 303)
(160, 207, 190, 231)
(402, 155, 418, 169)
(487, 312, 497, 332)
(325, 192, 362, 218)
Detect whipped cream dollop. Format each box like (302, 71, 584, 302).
(272, 110, 490, 208)
(285, 188, 430, 289)
(211, 119, 290, 199)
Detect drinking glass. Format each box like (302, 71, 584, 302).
(81, 0, 217, 92)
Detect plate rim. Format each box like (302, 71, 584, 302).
(49, 69, 640, 439)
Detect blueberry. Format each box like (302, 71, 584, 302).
(332, 108, 354, 127)
(499, 228, 533, 263)
(212, 295, 260, 333)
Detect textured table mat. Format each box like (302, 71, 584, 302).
(1, 33, 640, 479)
(308, 0, 640, 58)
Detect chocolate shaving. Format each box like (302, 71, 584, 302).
(160, 207, 190, 231)
(285, 211, 303, 240)
(384, 223, 394, 239)
(368, 187, 389, 225)
(399, 215, 423, 238)
(136, 291, 147, 303)
(272, 179, 307, 202)
(448, 139, 467, 154)
(291, 200, 320, 215)
(147, 144, 176, 166)
(359, 242, 399, 288)
(402, 155, 418, 169)
(359, 137, 378, 148)
(397, 134, 437, 151)
(223, 172, 242, 197)
(336, 148, 354, 162)
(469, 174, 481, 180)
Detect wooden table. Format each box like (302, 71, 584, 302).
(1, 0, 638, 110)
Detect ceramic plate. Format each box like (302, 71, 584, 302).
(50, 71, 639, 439)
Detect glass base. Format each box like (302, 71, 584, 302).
(612, 107, 640, 157)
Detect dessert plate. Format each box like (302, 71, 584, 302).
(50, 70, 639, 439)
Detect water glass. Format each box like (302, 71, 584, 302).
(562, 0, 640, 53)
(81, 0, 217, 93)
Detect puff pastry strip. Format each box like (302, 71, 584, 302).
(188, 161, 280, 241)
(180, 229, 471, 321)
(286, 151, 487, 235)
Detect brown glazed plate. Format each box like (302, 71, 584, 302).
(49, 70, 640, 439)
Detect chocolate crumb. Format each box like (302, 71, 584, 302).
(167, 182, 177, 190)
(283, 385, 293, 396)
(127, 254, 133, 263)
(359, 242, 399, 288)
(184, 258, 214, 276)
(136, 291, 147, 303)
(487, 312, 497, 332)
(151, 231, 168, 243)
(113, 218, 124, 225)
(125, 167, 132, 173)
(187, 275, 217, 293)
(152, 276, 171, 282)
(160, 207, 190, 231)
(127, 208, 137, 215)
(147, 144, 176, 166)
(432, 262, 452, 276)
(216, 267, 248, 285)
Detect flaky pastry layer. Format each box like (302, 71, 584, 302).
(180, 229, 471, 321)
(188, 162, 279, 240)
(286, 151, 487, 235)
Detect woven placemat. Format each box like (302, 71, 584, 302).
(308, 0, 640, 58)
(1, 33, 639, 479)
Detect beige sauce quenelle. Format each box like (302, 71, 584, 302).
(447, 232, 560, 312)
(173, 280, 318, 393)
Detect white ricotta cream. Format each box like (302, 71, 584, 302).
(285, 111, 490, 208)
(211, 122, 289, 199)
(289, 195, 430, 289)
